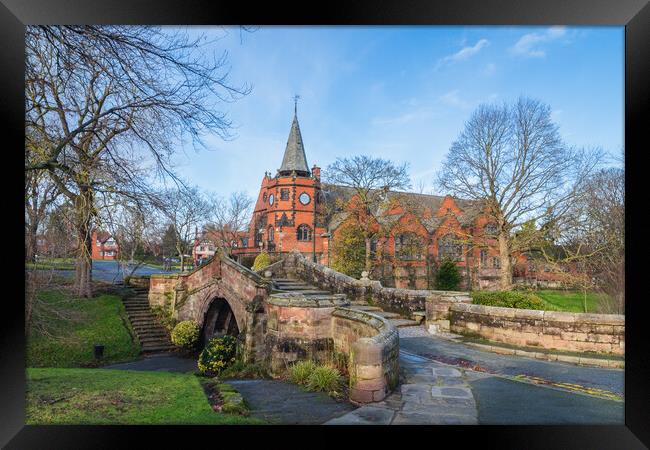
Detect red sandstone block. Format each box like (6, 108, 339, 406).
(349, 388, 375, 404)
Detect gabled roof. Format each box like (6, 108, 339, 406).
(320, 183, 485, 233)
(278, 113, 310, 176)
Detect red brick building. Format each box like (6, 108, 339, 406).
(91, 230, 119, 260)
(232, 110, 568, 289)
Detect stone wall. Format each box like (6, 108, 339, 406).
(331, 308, 400, 403)
(449, 303, 625, 355)
(264, 293, 349, 371)
(264, 291, 400, 404)
(424, 291, 473, 333)
(284, 250, 471, 319)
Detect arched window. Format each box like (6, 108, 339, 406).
(268, 226, 274, 243)
(395, 233, 424, 260)
(297, 224, 312, 241)
(438, 235, 462, 261)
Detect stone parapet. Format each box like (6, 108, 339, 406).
(331, 308, 400, 404)
(449, 303, 625, 355)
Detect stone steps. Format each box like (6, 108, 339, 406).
(348, 305, 383, 312)
(372, 311, 403, 319)
(121, 288, 174, 355)
(388, 318, 422, 328)
(412, 311, 426, 324)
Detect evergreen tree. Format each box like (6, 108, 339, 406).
(435, 259, 461, 291)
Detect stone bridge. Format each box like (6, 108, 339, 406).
(145, 250, 471, 404)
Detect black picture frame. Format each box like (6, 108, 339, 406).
(1, 0, 648, 448)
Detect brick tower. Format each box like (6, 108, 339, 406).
(237, 104, 326, 263)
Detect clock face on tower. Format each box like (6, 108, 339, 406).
(269, 194, 274, 205)
(299, 192, 311, 205)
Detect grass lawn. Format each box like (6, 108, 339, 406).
(536, 290, 604, 313)
(25, 257, 76, 270)
(27, 290, 141, 367)
(27, 368, 264, 425)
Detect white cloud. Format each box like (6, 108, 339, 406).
(511, 26, 567, 58)
(436, 39, 489, 69)
(439, 90, 471, 110)
(371, 107, 433, 126)
(482, 63, 497, 76)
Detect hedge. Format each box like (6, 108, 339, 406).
(471, 290, 549, 310)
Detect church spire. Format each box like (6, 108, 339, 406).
(278, 96, 310, 177)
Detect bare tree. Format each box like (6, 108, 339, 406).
(438, 97, 602, 289)
(540, 167, 624, 313)
(206, 191, 253, 255)
(24, 26, 250, 297)
(25, 170, 60, 263)
(325, 155, 411, 272)
(159, 186, 213, 271)
(99, 196, 157, 281)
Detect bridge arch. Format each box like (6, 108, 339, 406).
(201, 296, 240, 346)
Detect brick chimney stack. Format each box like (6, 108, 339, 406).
(312, 165, 321, 181)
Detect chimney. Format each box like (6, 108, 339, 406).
(312, 165, 321, 181)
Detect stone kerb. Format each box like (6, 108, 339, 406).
(449, 303, 625, 355)
(331, 308, 400, 404)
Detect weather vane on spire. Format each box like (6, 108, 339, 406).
(293, 94, 301, 115)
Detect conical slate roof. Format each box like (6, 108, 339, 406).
(278, 113, 310, 176)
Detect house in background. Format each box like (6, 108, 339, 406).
(92, 230, 119, 260)
(192, 226, 249, 266)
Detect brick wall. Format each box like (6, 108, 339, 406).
(449, 303, 625, 355)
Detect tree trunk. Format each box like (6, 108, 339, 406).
(364, 237, 372, 273)
(498, 231, 512, 290)
(74, 188, 94, 298)
(26, 222, 38, 263)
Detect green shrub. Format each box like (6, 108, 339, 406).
(197, 336, 238, 376)
(306, 365, 341, 393)
(471, 290, 548, 310)
(330, 223, 366, 279)
(252, 252, 272, 272)
(171, 321, 200, 349)
(435, 258, 461, 290)
(289, 360, 317, 385)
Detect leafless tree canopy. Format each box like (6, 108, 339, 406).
(206, 191, 253, 254)
(438, 97, 603, 288)
(158, 185, 213, 271)
(24, 26, 250, 296)
(325, 155, 411, 271)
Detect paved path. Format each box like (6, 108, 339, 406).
(399, 331, 624, 397)
(327, 351, 478, 425)
(42, 260, 177, 283)
(226, 380, 356, 425)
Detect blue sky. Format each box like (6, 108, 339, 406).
(172, 26, 624, 199)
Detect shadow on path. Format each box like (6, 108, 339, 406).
(226, 380, 356, 425)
